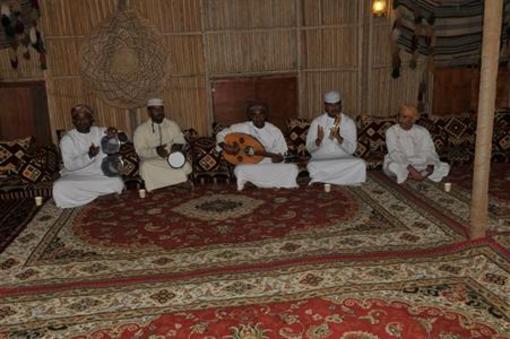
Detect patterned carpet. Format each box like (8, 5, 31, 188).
(438, 164, 510, 253)
(0, 198, 41, 253)
(449, 163, 510, 202)
(0, 173, 509, 337)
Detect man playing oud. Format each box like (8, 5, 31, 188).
(216, 103, 299, 191)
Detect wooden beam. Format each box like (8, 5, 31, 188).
(469, 0, 503, 239)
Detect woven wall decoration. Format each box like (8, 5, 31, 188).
(80, 9, 167, 109)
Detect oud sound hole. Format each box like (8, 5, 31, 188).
(239, 137, 245, 144)
(237, 155, 243, 162)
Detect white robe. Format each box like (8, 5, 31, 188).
(216, 121, 299, 191)
(306, 113, 366, 185)
(53, 127, 124, 208)
(133, 118, 192, 192)
(384, 124, 450, 184)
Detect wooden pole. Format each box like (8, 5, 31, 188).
(469, 0, 503, 239)
(128, 108, 138, 137)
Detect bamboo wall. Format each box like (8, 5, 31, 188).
(0, 0, 423, 140)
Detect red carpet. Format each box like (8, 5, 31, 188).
(0, 175, 509, 337)
(73, 296, 504, 339)
(73, 184, 358, 249)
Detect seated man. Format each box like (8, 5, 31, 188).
(216, 103, 299, 191)
(133, 98, 192, 192)
(305, 91, 366, 186)
(53, 104, 124, 208)
(384, 104, 450, 184)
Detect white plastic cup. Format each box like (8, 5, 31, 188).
(444, 182, 452, 192)
(139, 189, 147, 199)
(34, 196, 43, 206)
(324, 184, 331, 193)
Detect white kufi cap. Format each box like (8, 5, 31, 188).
(147, 98, 164, 107)
(323, 91, 341, 104)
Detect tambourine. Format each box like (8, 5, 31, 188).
(167, 151, 186, 169)
(101, 155, 125, 177)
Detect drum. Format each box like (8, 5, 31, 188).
(101, 155, 124, 177)
(167, 151, 186, 169)
(101, 135, 121, 155)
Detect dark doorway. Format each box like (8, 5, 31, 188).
(0, 81, 52, 145)
(212, 74, 298, 130)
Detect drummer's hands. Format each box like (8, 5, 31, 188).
(118, 132, 128, 142)
(220, 142, 240, 155)
(316, 125, 324, 146)
(156, 144, 169, 158)
(106, 127, 118, 138)
(88, 143, 100, 158)
(171, 144, 183, 153)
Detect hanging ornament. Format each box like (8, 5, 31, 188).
(390, 6, 402, 78)
(29, 26, 37, 44)
(8, 47, 18, 68)
(0, 0, 44, 69)
(14, 18, 24, 35)
(391, 49, 401, 78)
(39, 50, 46, 69)
(506, 26, 510, 69)
(30, 0, 39, 11)
(0, 2, 10, 16)
(20, 33, 30, 59)
(22, 46, 30, 59)
(31, 28, 45, 53)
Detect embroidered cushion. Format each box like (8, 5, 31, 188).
(0, 137, 33, 176)
(286, 119, 311, 159)
(19, 145, 60, 183)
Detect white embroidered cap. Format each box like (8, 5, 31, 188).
(147, 98, 164, 107)
(323, 91, 342, 104)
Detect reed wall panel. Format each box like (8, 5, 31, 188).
(0, 0, 427, 141)
(163, 76, 208, 135)
(207, 30, 296, 74)
(131, 0, 201, 33)
(164, 35, 205, 76)
(41, 0, 117, 37)
(321, 0, 360, 25)
(204, 0, 296, 29)
(370, 66, 423, 117)
(321, 27, 359, 68)
(0, 49, 44, 80)
(301, 0, 320, 26)
(301, 71, 323, 119)
(301, 29, 322, 68)
(46, 77, 131, 133)
(45, 38, 83, 77)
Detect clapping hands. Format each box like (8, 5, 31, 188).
(315, 125, 324, 146)
(88, 143, 100, 158)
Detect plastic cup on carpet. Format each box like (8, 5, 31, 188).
(444, 182, 452, 192)
(34, 196, 43, 206)
(324, 184, 331, 193)
(139, 189, 146, 199)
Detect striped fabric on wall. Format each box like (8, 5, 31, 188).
(394, 0, 510, 66)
